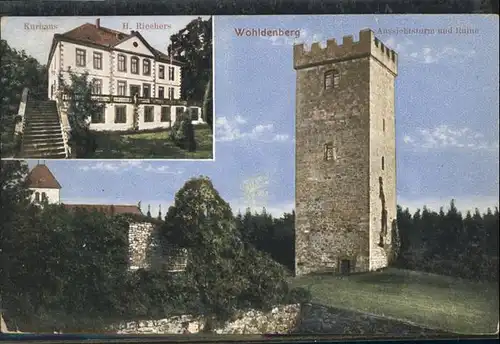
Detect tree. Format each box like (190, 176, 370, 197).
(58, 69, 104, 158)
(161, 177, 289, 320)
(0, 40, 48, 157)
(0, 160, 35, 320)
(168, 17, 213, 129)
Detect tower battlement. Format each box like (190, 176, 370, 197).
(293, 29, 398, 75)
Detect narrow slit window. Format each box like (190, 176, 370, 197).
(382, 156, 385, 170)
(383, 118, 385, 132)
(324, 143, 335, 161)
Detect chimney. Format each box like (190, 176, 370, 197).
(96, 18, 100, 28)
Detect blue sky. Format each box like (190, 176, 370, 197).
(20, 15, 500, 217)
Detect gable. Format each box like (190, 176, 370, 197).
(114, 35, 155, 57)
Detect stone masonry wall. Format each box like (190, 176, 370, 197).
(294, 29, 397, 276)
(114, 304, 301, 335)
(369, 58, 397, 270)
(128, 222, 160, 270)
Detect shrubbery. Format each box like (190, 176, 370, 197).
(58, 69, 102, 158)
(169, 111, 196, 152)
(1, 162, 309, 333)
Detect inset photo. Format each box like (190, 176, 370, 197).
(1, 16, 213, 159)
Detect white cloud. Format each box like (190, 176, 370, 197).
(402, 125, 498, 152)
(215, 116, 290, 143)
(399, 195, 499, 215)
(79, 161, 184, 175)
(384, 36, 475, 64)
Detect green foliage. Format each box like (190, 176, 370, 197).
(58, 69, 103, 158)
(396, 201, 499, 281)
(162, 177, 292, 320)
(169, 17, 212, 129)
(169, 111, 196, 152)
(235, 209, 295, 272)
(0, 40, 48, 157)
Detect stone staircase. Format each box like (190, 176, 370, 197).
(20, 100, 67, 158)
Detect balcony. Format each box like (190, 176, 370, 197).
(61, 94, 202, 107)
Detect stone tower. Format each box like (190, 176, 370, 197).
(294, 29, 398, 276)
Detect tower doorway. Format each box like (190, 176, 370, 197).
(339, 259, 351, 274)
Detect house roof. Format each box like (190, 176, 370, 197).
(47, 21, 183, 66)
(26, 164, 62, 189)
(63, 204, 143, 216)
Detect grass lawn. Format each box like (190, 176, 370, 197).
(90, 124, 213, 159)
(289, 268, 499, 334)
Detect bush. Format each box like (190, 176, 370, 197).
(169, 111, 196, 152)
(68, 127, 97, 158)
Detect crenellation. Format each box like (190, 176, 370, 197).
(294, 29, 398, 76)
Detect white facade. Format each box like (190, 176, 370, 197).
(48, 40, 181, 100)
(29, 187, 61, 205)
(46, 23, 203, 132)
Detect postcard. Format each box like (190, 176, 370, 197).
(0, 14, 498, 339)
(0, 16, 214, 160)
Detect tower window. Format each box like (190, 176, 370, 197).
(382, 156, 385, 170)
(324, 70, 340, 90)
(383, 119, 385, 132)
(324, 143, 336, 161)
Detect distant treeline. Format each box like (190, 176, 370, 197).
(238, 201, 499, 281)
(395, 202, 499, 281)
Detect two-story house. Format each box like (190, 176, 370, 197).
(47, 18, 203, 131)
(26, 162, 188, 272)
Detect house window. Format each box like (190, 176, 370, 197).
(143, 59, 151, 75)
(35, 192, 40, 202)
(324, 70, 340, 90)
(158, 86, 165, 99)
(382, 156, 385, 170)
(92, 107, 105, 123)
(115, 106, 127, 123)
(131, 57, 139, 74)
(76, 48, 86, 67)
(117, 54, 127, 72)
(41, 192, 47, 201)
(159, 65, 165, 79)
(161, 106, 170, 122)
(93, 52, 102, 70)
(324, 143, 335, 161)
(143, 84, 151, 98)
(168, 87, 174, 99)
(117, 81, 127, 96)
(144, 106, 154, 122)
(91, 78, 102, 94)
(168, 66, 175, 81)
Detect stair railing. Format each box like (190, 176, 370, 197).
(55, 91, 71, 158)
(13, 88, 29, 156)
(14, 88, 29, 135)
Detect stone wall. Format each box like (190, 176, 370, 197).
(128, 221, 188, 272)
(368, 57, 397, 270)
(294, 29, 397, 276)
(128, 221, 160, 270)
(114, 304, 300, 335)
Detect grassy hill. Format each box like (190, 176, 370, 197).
(289, 268, 499, 334)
